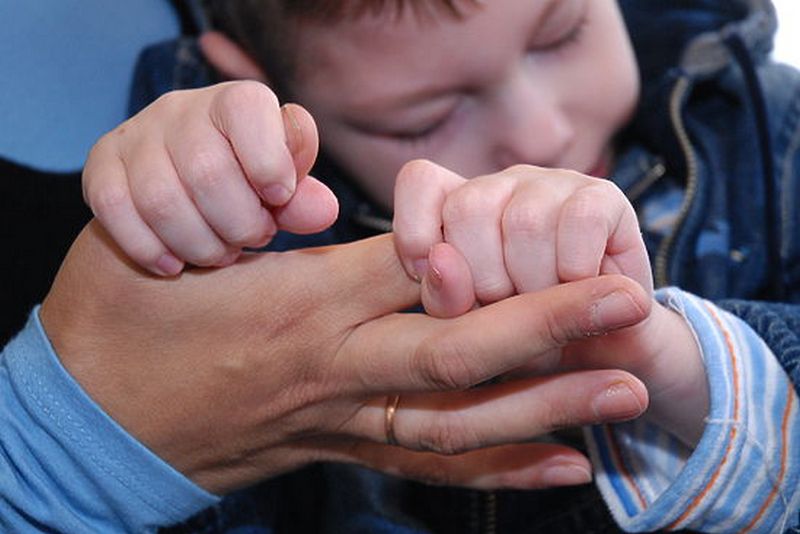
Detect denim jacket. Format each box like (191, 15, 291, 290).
(138, 0, 800, 532)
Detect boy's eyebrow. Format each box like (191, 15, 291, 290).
(349, 0, 564, 114)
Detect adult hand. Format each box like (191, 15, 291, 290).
(41, 221, 651, 494)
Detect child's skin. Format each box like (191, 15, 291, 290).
(82, 87, 338, 275)
(83, 0, 708, 450)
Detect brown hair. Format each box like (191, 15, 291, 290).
(204, 0, 478, 96)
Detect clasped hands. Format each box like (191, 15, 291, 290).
(41, 82, 707, 497)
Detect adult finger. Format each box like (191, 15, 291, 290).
(166, 118, 277, 249)
(393, 159, 466, 280)
(336, 441, 593, 490)
(346, 369, 647, 455)
(83, 138, 184, 276)
(338, 274, 652, 394)
(209, 82, 303, 206)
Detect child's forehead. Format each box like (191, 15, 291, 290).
(293, 0, 574, 107)
(298, 0, 564, 49)
(295, 0, 482, 24)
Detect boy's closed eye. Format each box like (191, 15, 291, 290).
(349, 96, 464, 148)
(344, 0, 590, 149)
(528, 0, 588, 54)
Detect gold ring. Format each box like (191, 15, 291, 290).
(384, 394, 401, 446)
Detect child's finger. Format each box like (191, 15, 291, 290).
(556, 180, 653, 292)
(441, 176, 516, 304)
(501, 179, 564, 294)
(281, 104, 319, 182)
(420, 243, 476, 318)
(209, 82, 305, 207)
(83, 146, 184, 276)
(602, 204, 653, 293)
(393, 160, 466, 280)
(166, 122, 277, 249)
(273, 176, 339, 234)
(125, 145, 234, 267)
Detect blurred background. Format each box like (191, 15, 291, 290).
(773, 0, 800, 68)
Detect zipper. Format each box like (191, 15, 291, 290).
(484, 491, 497, 534)
(654, 75, 700, 288)
(469, 490, 497, 534)
(626, 158, 666, 204)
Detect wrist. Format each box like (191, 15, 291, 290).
(640, 302, 708, 447)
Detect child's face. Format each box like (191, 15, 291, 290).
(289, 0, 639, 210)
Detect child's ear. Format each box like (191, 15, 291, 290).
(199, 31, 268, 83)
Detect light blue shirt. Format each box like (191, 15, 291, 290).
(0, 1, 179, 172)
(0, 311, 218, 532)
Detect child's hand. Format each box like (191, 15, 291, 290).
(393, 160, 707, 447)
(393, 160, 653, 316)
(82, 81, 338, 276)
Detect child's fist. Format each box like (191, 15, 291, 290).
(83, 81, 338, 276)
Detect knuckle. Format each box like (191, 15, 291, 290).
(412, 335, 483, 391)
(591, 177, 624, 197)
(442, 183, 494, 224)
(501, 202, 549, 238)
(542, 305, 573, 348)
(152, 89, 185, 112)
(505, 163, 541, 176)
(579, 178, 622, 203)
(247, 152, 293, 187)
(396, 159, 437, 188)
(90, 182, 129, 219)
(88, 131, 115, 159)
(136, 182, 182, 224)
(566, 180, 619, 221)
(415, 415, 477, 455)
(218, 80, 279, 116)
(183, 147, 230, 193)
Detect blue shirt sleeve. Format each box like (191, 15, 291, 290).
(585, 288, 800, 533)
(0, 308, 218, 532)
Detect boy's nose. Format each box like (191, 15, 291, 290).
(491, 74, 575, 169)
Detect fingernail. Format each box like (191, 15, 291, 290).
(281, 104, 303, 155)
(262, 184, 293, 206)
(592, 382, 645, 422)
(427, 263, 443, 290)
(155, 253, 183, 276)
(541, 464, 593, 486)
(412, 259, 428, 283)
(591, 290, 644, 331)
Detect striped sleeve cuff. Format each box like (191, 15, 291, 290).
(585, 287, 800, 532)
